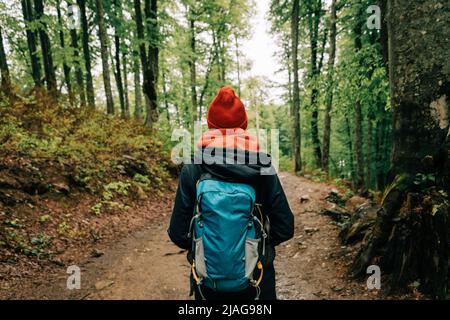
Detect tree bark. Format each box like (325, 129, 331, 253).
(56, 0, 74, 105)
(308, 0, 323, 168)
(0, 26, 11, 92)
(77, 0, 95, 108)
(122, 50, 130, 118)
(135, 0, 158, 129)
(367, 116, 373, 189)
(68, 25, 86, 108)
(21, 0, 41, 88)
(161, 64, 171, 127)
(322, 0, 337, 173)
(95, 0, 115, 114)
(34, 0, 57, 91)
(133, 55, 142, 120)
(375, 115, 384, 190)
(143, 0, 159, 129)
(353, 5, 365, 190)
(188, 10, 198, 124)
(345, 112, 355, 184)
(291, 0, 302, 173)
(349, 0, 450, 299)
(112, 0, 125, 117)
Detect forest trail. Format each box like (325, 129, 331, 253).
(24, 172, 376, 300)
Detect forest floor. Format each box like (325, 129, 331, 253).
(1, 171, 390, 300)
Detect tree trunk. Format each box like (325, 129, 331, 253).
(286, 45, 293, 117)
(308, 0, 323, 169)
(322, 0, 337, 173)
(234, 33, 241, 97)
(77, 0, 95, 108)
(68, 16, 86, 108)
(21, 0, 42, 88)
(143, 0, 159, 129)
(135, 0, 158, 129)
(291, 0, 302, 173)
(0, 26, 11, 92)
(353, 5, 365, 190)
(188, 12, 198, 123)
(375, 115, 383, 190)
(122, 50, 130, 118)
(367, 116, 373, 189)
(161, 65, 171, 127)
(349, 0, 450, 299)
(345, 112, 355, 184)
(134, 56, 142, 120)
(112, 0, 125, 117)
(95, 0, 115, 114)
(113, 33, 125, 116)
(56, 0, 74, 105)
(354, 101, 364, 189)
(198, 50, 216, 119)
(34, 0, 57, 91)
(134, 0, 146, 120)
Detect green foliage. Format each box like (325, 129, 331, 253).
(57, 222, 70, 235)
(104, 181, 131, 197)
(13, 233, 52, 258)
(413, 173, 436, 186)
(309, 169, 327, 183)
(38, 215, 51, 223)
(91, 181, 132, 215)
(279, 155, 294, 172)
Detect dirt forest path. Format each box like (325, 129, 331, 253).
(33, 172, 377, 300)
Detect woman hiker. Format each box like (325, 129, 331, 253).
(168, 86, 294, 300)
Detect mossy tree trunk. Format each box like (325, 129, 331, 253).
(349, 0, 450, 298)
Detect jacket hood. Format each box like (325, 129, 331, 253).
(192, 147, 276, 182)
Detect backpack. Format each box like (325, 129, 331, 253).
(188, 173, 268, 299)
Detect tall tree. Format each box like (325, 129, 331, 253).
(34, 0, 57, 91)
(77, 0, 95, 108)
(112, 0, 126, 117)
(321, 0, 337, 173)
(134, 0, 159, 129)
(307, 0, 324, 168)
(67, 0, 86, 108)
(21, 0, 41, 88)
(95, 0, 115, 114)
(122, 49, 130, 117)
(353, 3, 365, 189)
(187, 5, 198, 124)
(0, 26, 11, 92)
(350, 0, 450, 298)
(56, 0, 74, 105)
(133, 50, 142, 119)
(291, 0, 302, 172)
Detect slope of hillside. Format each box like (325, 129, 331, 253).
(0, 94, 177, 298)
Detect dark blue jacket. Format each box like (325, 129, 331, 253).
(167, 149, 294, 299)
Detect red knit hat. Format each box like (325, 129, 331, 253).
(207, 86, 248, 130)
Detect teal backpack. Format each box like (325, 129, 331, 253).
(188, 173, 267, 299)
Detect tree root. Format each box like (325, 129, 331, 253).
(348, 174, 450, 298)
